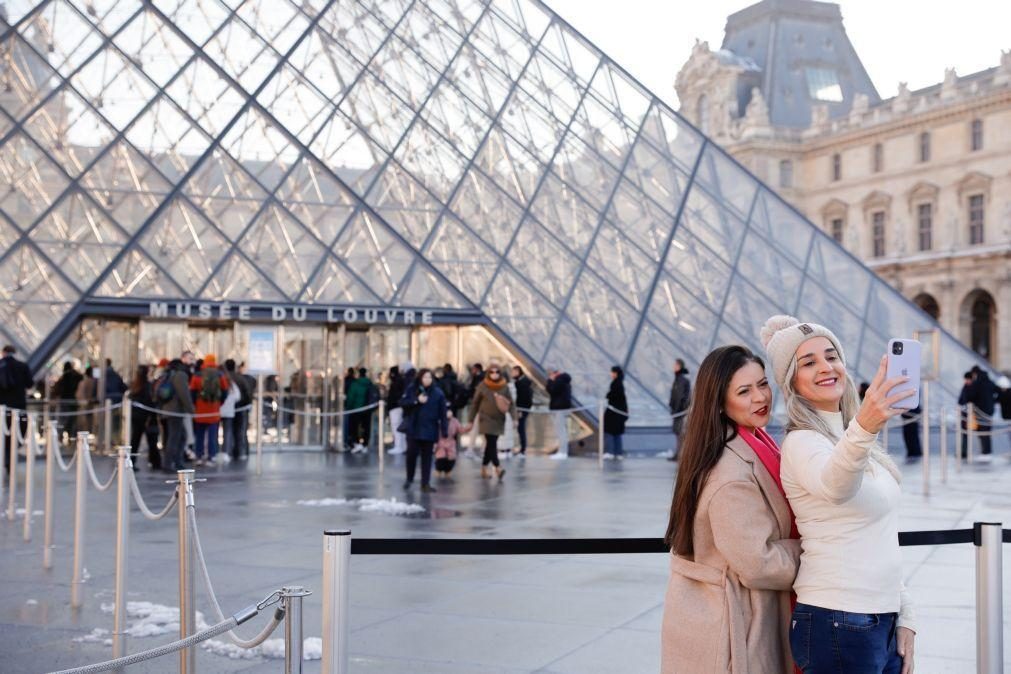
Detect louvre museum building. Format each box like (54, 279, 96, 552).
(0, 0, 993, 442)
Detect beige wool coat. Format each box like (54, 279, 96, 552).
(661, 434, 801, 674)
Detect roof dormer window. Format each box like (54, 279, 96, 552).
(806, 67, 843, 102)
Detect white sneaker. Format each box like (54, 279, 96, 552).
(976, 454, 993, 464)
(387, 447, 405, 455)
(353, 444, 367, 454)
(550, 453, 568, 460)
(616, 454, 624, 461)
(602, 453, 614, 460)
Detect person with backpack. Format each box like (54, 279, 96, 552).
(0, 345, 33, 476)
(159, 359, 193, 472)
(226, 359, 252, 461)
(128, 365, 161, 471)
(188, 355, 229, 466)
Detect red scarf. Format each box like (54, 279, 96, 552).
(738, 425, 802, 674)
(736, 425, 799, 540)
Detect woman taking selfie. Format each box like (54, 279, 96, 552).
(760, 316, 915, 674)
(400, 368, 448, 493)
(662, 345, 800, 673)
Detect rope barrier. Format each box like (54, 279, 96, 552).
(515, 404, 599, 414)
(46, 404, 120, 418)
(349, 527, 998, 556)
(53, 615, 245, 674)
(187, 505, 285, 648)
(272, 400, 379, 417)
(83, 444, 117, 493)
(129, 471, 178, 521)
(128, 401, 253, 419)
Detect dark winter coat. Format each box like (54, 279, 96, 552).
(400, 383, 449, 442)
(514, 375, 534, 410)
(104, 367, 127, 403)
(969, 374, 997, 415)
(546, 373, 572, 410)
(386, 371, 405, 410)
(347, 376, 371, 411)
(54, 368, 84, 401)
(0, 355, 33, 409)
(669, 371, 691, 435)
(603, 376, 628, 436)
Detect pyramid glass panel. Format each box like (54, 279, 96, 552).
(0, 0, 993, 422)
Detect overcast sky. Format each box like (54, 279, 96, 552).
(545, 0, 1011, 109)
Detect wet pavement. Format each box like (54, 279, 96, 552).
(1, 433, 1010, 673)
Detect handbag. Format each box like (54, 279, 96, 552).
(493, 392, 510, 415)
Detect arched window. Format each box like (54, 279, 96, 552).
(961, 289, 996, 362)
(913, 293, 940, 321)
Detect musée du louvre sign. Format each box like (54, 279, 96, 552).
(147, 301, 438, 325)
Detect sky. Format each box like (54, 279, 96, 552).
(544, 0, 1011, 110)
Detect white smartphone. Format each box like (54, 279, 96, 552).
(885, 339, 921, 409)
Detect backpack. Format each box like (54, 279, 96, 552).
(199, 370, 222, 402)
(367, 382, 380, 406)
(155, 372, 175, 404)
(451, 381, 469, 410)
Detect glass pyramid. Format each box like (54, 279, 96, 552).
(0, 0, 989, 425)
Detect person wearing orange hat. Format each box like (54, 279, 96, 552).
(189, 355, 230, 466)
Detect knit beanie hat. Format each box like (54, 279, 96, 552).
(759, 315, 847, 390)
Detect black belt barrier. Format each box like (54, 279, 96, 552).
(351, 527, 1006, 555)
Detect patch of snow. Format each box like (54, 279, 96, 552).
(25, 599, 38, 606)
(203, 637, 322, 661)
(99, 601, 208, 637)
(73, 628, 112, 646)
(297, 496, 424, 515)
(14, 508, 44, 516)
(82, 567, 90, 581)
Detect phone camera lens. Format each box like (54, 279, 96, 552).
(892, 342, 903, 355)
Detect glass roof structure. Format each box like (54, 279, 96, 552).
(0, 0, 991, 425)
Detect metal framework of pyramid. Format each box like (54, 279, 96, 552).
(0, 0, 989, 425)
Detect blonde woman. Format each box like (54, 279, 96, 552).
(760, 316, 915, 674)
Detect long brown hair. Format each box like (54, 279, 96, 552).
(664, 345, 766, 553)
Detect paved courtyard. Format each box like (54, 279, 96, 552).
(1, 431, 1010, 673)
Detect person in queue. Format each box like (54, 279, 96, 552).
(662, 345, 800, 673)
(400, 368, 448, 493)
(760, 316, 915, 674)
(464, 362, 513, 481)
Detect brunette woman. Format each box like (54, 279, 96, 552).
(760, 316, 915, 674)
(662, 345, 800, 673)
(602, 365, 628, 459)
(400, 368, 448, 493)
(464, 364, 513, 480)
(128, 365, 161, 470)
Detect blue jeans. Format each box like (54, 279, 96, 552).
(790, 603, 902, 674)
(194, 422, 219, 460)
(605, 433, 623, 456)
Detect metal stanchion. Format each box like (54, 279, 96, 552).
(43, 421, 56, 569)
(104, 399, 113, 454)
(967, 405, 976, 465)
(22, 413, 37, 541)
(321, 530, 350, 674)
(975, 521, 1004, 674)
(122, 394, 131, 449)
(0, 403, 6, 507)
(177, 469, 196, 674)
(71, 432, 88, 608)
(940, 408, 948, 485)
(597, 399, 605, 468)
(956, 407, 964, 472)
(112, 446, 132, 662)
(256, 374, 264, 477)
(8, 407, 19, 521)
(378, 400, 385, 473)
(283, 586, 310, 674)
(921, 383, 930, 497)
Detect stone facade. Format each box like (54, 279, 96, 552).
(677, 36, 1011, 373)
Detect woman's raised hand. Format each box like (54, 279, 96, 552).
(854, 356, 915, 434)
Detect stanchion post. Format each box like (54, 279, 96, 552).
(8, 407, 19, 521)
(22, 413, 37, 541)
(256, 374, 264, 476)
(122, 393, 131, 448)
(112, 446, 131, 661)
(71, 432, 88, 608)
(103, 399, 113, 454)
(0, 403, 6, 507)
(283, 587, 307, 674)
(967, 404, 976, 465)
(940, 407, 948, 484)
(43, 421, 56, 569)
(378, 399, 385, 473)
(956, 406, 964, 472)
(597, 399, 605, 468)
(921, 382, 930, 497)
(974, 521, 1004, 674)
(321, 530, 350, 674)
(177, 469, 196, 674)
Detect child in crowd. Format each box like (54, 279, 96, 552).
(434, 409, 461, 480)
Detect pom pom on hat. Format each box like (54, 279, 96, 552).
(759, 315, 846, 390)
(760, 315, 800, 350)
